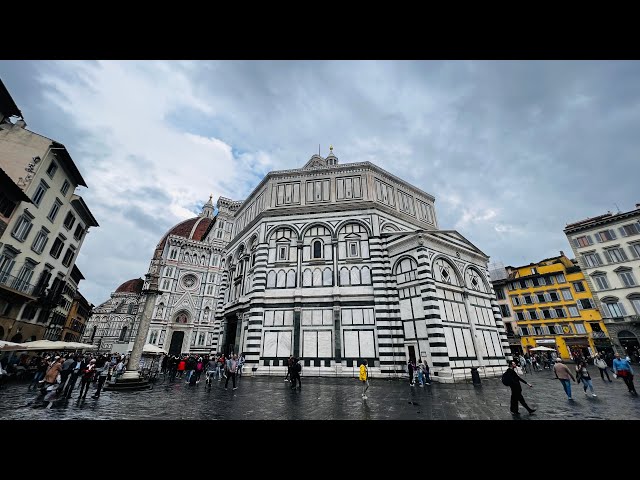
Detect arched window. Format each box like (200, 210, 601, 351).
(340, 267, 350, 286)
(203, 307, 210, 322)
(313, 240, 322, 259)
(350, 267, 361, 285)
(312, 268, 322, 286)
(361, 266, 371, 285)
(432, 257, 461, 286)
(184, 253, 190, 263)
(119, 326, 128, 341)
(303, 269, 312, 287)
(267, 270, 277, 288)
(286, 269, 296, 288)
(156, 303, 165, 319)
(465, 267, 487, 293)
(323, 268, 333, 286)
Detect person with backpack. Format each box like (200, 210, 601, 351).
(594, 353, 612, 382)
(502, 360, 535, 416)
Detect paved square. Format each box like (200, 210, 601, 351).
(1, 368, 638, 420)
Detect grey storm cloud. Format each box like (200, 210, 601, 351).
(1, 60, 639, 305)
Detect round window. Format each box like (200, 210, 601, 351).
(182, 274, 197, 288)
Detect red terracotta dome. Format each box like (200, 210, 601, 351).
(115, 278, 144, 294)
(153, 216, 214, 259)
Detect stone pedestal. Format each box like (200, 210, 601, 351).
(103, 371, 151, 391)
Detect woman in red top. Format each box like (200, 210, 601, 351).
(177, 357, 186, 378)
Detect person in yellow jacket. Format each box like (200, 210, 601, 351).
(359, 359, 369, 399)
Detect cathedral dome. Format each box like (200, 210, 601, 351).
(154, 216, 214, 259)
(115, 278, 144, 294)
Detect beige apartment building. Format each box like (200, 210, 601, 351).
(0, 78, 98, 343)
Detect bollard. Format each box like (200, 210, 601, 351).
(470, 366, 481, 386)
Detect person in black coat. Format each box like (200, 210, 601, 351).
(503, 361, 536, 416)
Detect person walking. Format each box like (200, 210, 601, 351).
(594, 353, 612, 382)
(92, 355, 110, 398)
(419, 359, 431, 385)
(28, 356, 47, 391)
(290, 357, 302, 390)
(575, 359, 596, 397)
(284, 355, 293, 383)
(77, 359, 96, 400)
(553, 358, 576, 400)
(359, 359, 369, 399)
(613, 352, 637, 396)
(224, 354, 238, 390)
(407, 359, 416, 386)
(503, 361, 535, 416)
(63, 355, 84, 399)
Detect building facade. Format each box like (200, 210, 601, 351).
(0, 80, 98, 344)
(61, 290, 93, 342)
(84, 194, 228, 357)
(564, 204, 640, 361)
(203, 150, 510, 382)
(489, 263, 521, 355)
(493, 253, 610, 360)
(82, 278, 143, 353)
(100, 150, 510, 382)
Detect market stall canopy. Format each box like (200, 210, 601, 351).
(530, 346, 556, 351)
(0, 340, 28, 351)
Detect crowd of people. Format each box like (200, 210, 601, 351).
(504, 350, 637, 416)
(0, 351, 130, 408)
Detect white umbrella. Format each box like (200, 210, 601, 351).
(0, 340, 27, 351)
(21, 340, 67, 350)
(530, 346, 555, 351)
(63, 342, 98, 350)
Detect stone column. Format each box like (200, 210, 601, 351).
(332, 239, 339, 286)
(293, 307, 301, 357)
(120, 271, 159, 380)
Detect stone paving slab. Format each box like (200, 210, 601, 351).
(0, 369, 639, 420)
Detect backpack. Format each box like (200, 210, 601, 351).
(294, 362, 301, 373)
(501, 370, 512, 386)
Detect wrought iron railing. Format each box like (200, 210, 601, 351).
(0, 272, 36, 296)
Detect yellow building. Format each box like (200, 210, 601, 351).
(505, 253, 611, 360)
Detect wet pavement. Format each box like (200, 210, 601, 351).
(0, 368, 639, 420)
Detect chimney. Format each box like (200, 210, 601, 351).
(15, 119, 27, 128)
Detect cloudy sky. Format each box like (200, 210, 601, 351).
(1, 60, 639, 306)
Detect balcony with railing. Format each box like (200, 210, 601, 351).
(0, 272, 36, 298)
